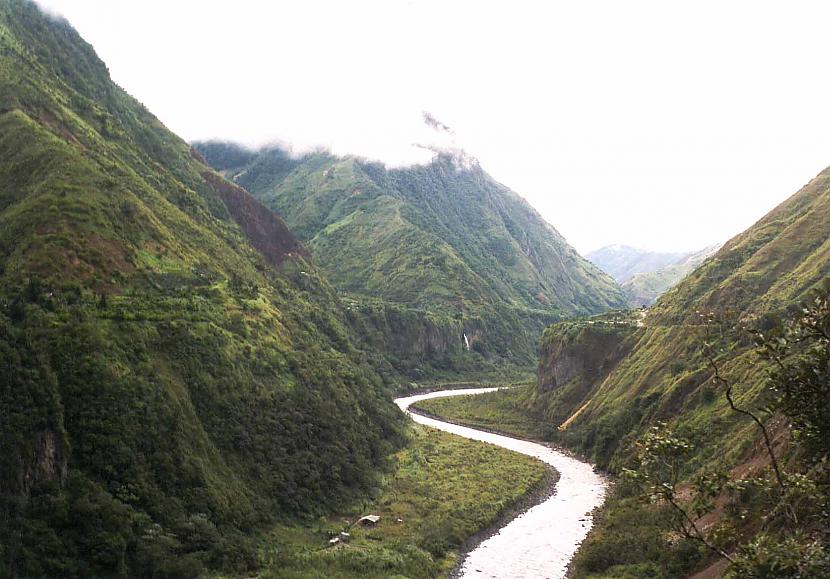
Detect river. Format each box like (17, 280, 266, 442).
(395, 388, 608, 579)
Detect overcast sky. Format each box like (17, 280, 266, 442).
(36, 0, 830, 254)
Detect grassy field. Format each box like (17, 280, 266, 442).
(257, 423, 550, 578)
(412, 386, 553, 440)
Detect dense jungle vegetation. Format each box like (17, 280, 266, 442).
(0, 2, 408, 576)
(194, 141, 626, 380)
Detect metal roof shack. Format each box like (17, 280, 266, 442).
(357, 514, 380, 526)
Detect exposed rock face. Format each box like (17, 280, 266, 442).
(21, 428, 68, 495)
(200, 170, 308, 267)
(537, 322, 635, 393)
(346, 304, 463, 358)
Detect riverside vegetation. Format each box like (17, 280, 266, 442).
(416, 163, 830, 576)
(3, 0, 829, 577)
(0, 2, 574, 577)
(422, 287, 830, 577)
(257, 424, 548, 578)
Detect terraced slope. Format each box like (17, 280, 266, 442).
(0, 2, 405, 576)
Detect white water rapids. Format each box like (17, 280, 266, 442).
(395, 388, 608, 579)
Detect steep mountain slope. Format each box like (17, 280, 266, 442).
(536, 166, 829, 466)
(196, 141, 626, 377)
(0, 2, 405, 577)
(421, 169, 830, 574)
(525, 170, 830, 577)
(586, 244, 690, 282)
(621, 244, 720, 306)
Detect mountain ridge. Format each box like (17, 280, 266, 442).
(529, 162, 830, 575)
(0, 2, 405, 576)
(620, 243, 721, 306)
(587, 244, 698, 282)
(195, 140, 627, 378)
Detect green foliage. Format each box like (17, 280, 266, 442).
(257, 425, 549, 578)
(571, 494, 704, 578)
(759, 280, 830, 463)
(193, 142, 626, 379)
(413, 385, 554, 440)
(731, 532, 830, 578)
(606, 286, 830, 576)
(0, 2, 406, 576)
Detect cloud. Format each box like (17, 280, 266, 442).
(422, 111, 454, 135)
(32, 0, 68, 21)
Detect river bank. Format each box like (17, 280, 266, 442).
(256, 413, 548, 578)
(397, 390, 608, 578)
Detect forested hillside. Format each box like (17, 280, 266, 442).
(195, 141, 626, 378)
(0, 2, 406, 576)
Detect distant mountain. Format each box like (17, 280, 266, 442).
(195, 141, 626, 377)
(621, 244, 721, 306)
(0, 2, 405, 576)
(586, 244, 690, 282)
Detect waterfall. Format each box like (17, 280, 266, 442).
(463, 333, 470, 351)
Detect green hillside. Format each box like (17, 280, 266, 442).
(412, 167, 829, 575)
(0, 2, 406, 577)
(195, 142, 626, 378)
(531, 169, 829, 574)
(650, 169, 830, 322)
(533, 167, 828, 466)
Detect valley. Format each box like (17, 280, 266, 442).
(401, 389, 607, 578)
(193, 142, 626, 381)
(256, 400, 551, 579)
(1, 1, 828, 578)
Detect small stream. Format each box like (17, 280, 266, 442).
(395, 388, 608, 579)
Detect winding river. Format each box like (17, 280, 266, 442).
(395, 388, 608, 579)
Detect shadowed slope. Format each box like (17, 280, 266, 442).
(0, 2, 405, 576)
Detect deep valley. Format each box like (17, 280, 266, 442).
(1, 1, 828, 578)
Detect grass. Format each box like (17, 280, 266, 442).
(409, 386, 710, 578)
(412, 386, 552, 440)
(256, 424, 550, 578)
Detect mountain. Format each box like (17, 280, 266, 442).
(195, 141, 626, 378)
(0, 2, 405, 576)
(532, 166, 830, 574)
(620, 244, 721, 306)
(537, 165, 829, 467)
(586, 244, 691, 282)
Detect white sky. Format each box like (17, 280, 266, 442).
(35, 0, 830, 254)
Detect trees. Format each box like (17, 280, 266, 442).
(626, 281, 830, 577)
